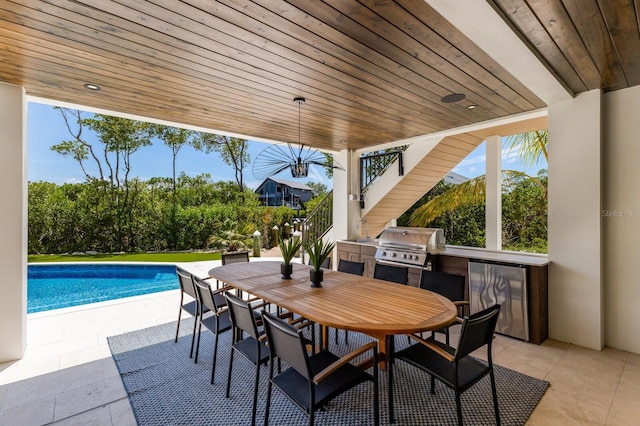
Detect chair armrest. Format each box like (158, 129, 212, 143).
(293, 319, 314, 330)
(288, 315, 309, 325)
(407, 334, 455, 362)
(210, 287, 228, 295)
(313, 341, 377, 384)
(276, 311, 294, 321)
(453, 301, 469, 316)
(250, 300, 270, 310)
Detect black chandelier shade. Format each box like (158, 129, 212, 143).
(252, 97, 343, 180)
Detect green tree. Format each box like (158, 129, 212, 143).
(194, 133, 249, 192)
(207, 218, 254, 252)
(51, 109, 153, 250)
(408, 130, 548, 252)
(305, 181, 328, 198)
(502, 170, 548, 252)
(148, 125, 195, 249)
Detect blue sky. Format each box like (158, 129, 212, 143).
(454, 141, 547, 179)
(27, 102, 332, 189)
(27, 102, 546, 187)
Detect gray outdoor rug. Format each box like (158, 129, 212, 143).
(108, 320, 549, 425)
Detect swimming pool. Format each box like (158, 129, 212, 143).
(27, 263, 179, 313)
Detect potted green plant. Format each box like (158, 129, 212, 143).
(278, 235, 301, 279)
(305, 238, 335, 288)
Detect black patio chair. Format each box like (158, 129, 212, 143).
(338, 259, 365, 276)
(261, 310, 379, 426)
(335, 259, 365, 343)
(419, 270, 468, 345)
(174, 266, 207, 358)
(192, 275, 232, 384)
(224, 291, 270, 426)
(307, 257, 331, 269)
(222, 251, 250, 265)
(218, 251, 250, 291)
(388, 304, 501, 425)
(373, 262, 409, 285)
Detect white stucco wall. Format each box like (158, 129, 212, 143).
(602, 85, 640, 354)
(0, 82, 27, 362)
(332, 150, 361, 241)
(548, 90, 603, 350)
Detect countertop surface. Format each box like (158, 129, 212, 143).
(338, 238, 379, 246)
(337, 240, 548, 266)
(440, 246, 548, 266)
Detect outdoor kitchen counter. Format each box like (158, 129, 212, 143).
(337, 239, 379, 246)
(336, 240, 549, 344)
(440, 246, 548, 266)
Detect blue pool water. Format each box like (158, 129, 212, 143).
(27, 264, 179, 313)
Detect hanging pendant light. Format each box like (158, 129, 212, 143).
(252, 96, 344, 180)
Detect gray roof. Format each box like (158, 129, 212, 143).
(263, 177, 313, 191)
(444, 171, 469, 185)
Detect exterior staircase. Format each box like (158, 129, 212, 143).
(360, 132, 483, 238)
(304, 115, 548, 241)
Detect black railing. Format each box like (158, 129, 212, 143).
(301, 191, 333, 251)
(359, 150, 404, 207)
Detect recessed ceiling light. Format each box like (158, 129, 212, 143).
(467, 104, 477, 110)
(441, 93, 465, 103)
(83, 83, 101, 91)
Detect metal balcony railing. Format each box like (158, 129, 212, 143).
(301, 191, 333, 250)
(359, 150, 404, 208)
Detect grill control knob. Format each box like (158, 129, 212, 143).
(391, 252, 397, 258)
(382, 251, 387, 257)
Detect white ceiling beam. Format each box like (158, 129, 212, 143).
(355, 108, 547, 155)
(425, 0, 574, 105)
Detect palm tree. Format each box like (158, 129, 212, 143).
(409, 130, 548, 226)
(207, 218, 254, 252)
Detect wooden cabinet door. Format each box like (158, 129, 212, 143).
(360, 245, 377, 278)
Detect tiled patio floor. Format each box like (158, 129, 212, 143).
(1, 260, 638, 425)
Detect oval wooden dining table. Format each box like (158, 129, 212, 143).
(208, 260, 457, 366)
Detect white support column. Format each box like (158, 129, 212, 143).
(332, 150, 361, 241)
(548, 89, 603, 350)
(0, 82, 28, 362)
(485, 135, 502, 250)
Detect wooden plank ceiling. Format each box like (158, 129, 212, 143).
(488, 0, 640, 93)
(2, 1, 638, 153)
(0, 0, 545, 152)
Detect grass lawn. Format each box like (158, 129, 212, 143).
(28, 252, 223, 263)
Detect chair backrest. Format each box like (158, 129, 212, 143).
(261, 310, 311, 380)
(338, 259, 365, 276)
(307, 257, 331, 269)
(456, 304, 501, 360)
(222, 251, 250, 265)
(176, 266, 197, 299)
(193, 275, 225, 313)
(373, 263, 409, 285)
(419, 270, 465, 302)
(225, 292, 261, 340)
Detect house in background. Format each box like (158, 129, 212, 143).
(255, 177, 313, 209)
(443, 171, 469, 185)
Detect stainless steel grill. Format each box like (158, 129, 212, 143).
(374, 227, 446, 267)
